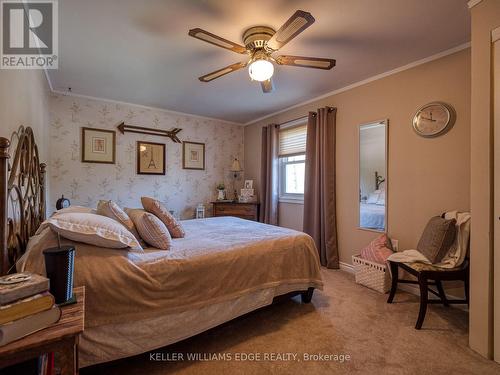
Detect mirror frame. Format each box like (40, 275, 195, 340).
(357, 119, 389, 233)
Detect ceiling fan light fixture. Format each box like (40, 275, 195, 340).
(248, 59, 274, 82)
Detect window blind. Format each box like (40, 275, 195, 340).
(278, 124, 307, 157)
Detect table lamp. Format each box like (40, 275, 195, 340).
(230, 158, 242, 201)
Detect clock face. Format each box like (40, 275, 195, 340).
(412, 102, 455, 137)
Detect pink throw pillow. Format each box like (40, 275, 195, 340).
(360, 234, 394, 264)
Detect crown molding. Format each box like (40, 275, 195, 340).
(43, 68, 54, 92)
(50, 89, 244, 126)
(244, 42, 471, 126)
(44, 67, 243, 126)
(468, 0, 484, 9)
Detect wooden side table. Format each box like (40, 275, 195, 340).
(212, 201, 260, 221)
(0, 286, 85, 375)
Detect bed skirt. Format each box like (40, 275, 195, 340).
(80, 281, 320, 367)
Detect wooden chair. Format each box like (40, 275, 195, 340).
(387, 258, 469, 329)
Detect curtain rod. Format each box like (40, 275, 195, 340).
(278, 115, 309, 127)
(277, 106, 335, 127)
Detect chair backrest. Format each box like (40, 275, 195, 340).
(441, 211, 470, 270)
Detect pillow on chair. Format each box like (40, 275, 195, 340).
(360, 234, 394, 264)
(417, 216, 457, 263)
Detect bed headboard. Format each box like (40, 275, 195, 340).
(0, 126, 46, 275)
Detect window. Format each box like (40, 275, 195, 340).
(278, 122, 307, 202)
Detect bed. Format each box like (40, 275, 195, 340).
(0, 127, 323, 367)
(359, 202, 385, 231)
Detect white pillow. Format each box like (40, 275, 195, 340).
(43, 213, 142, 250)
(366, 191, 380, 204)
(376, 190, 386, 205)
(52, 206, 96, 216)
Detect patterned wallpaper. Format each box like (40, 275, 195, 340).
(49, 94, 244, 218)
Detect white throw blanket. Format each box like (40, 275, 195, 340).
(387, 211, 471, 269)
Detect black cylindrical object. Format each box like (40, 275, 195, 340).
(43, 246, 75, 304)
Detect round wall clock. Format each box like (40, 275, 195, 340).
(412, 102, 456, 138)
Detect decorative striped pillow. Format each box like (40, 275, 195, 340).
(125, 208, 172, 250)
(96, 200, 141, 241)
(360, 234, 394, 264)
(141, 197, 185, 238)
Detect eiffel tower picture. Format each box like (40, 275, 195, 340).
(147, 145, 157, 169)
(137, 141, 166, 175)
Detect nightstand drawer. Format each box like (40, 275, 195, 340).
(216, 205, 255, 215)
(212, 202, 260, 221)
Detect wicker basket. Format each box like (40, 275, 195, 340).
(352, 255, 391, 293)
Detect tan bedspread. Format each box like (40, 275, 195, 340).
(18, 217, 323, 328)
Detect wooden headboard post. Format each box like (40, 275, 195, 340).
(0, 137, 10, 275)
(0, 127, 47, 275)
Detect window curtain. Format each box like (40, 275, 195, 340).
(259, 124, 279, 224)
(303, 107, 339, 268)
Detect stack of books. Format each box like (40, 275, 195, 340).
(0, 273, 61, 347)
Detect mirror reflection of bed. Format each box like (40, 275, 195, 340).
(359, 120, 387, 232)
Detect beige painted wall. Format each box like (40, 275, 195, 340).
(469, 0, 500, 359)
(494, 34, 500, 364)
(245, 49, 471, 270)
(278, 203, 304, 230)
(0, 70, 51, 208)
(0, 70, 50, 160)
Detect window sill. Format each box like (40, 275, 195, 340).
(279, 197, 304, 205)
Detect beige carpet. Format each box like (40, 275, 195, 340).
(81, 269, 500, 375)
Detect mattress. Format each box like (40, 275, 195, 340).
(18, 216, 323, 366)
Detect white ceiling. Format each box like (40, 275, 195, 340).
(49, 0, 471, 124)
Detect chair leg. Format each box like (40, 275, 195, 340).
(387, 261, 399, 304)
(416, 276, 428, 330)
(301, 288, 314, 303)
(435, 280, 449, 307)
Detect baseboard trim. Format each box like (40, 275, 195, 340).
(339, 261, 354, 273)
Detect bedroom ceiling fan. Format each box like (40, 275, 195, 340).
(188, 10, 336, 93)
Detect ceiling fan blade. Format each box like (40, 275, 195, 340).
(261, 78, 275, 93)
(198, 61, 247, 82)
(266, 10, 315, 51)
(275, 55, 336, 70)
(188, 28, 247, 54)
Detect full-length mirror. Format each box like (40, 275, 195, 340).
(359, 120, 388, 232)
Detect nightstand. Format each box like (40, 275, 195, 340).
(0, 286, 85, 375)
(212, 201, 260, 221)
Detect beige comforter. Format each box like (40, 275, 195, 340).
(18, 217, 323, 328)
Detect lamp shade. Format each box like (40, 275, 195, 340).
(248, 59, 274, 82)
(230, 158, 242, 172)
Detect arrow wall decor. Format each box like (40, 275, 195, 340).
(117, 122, 182, 143)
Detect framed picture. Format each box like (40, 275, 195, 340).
(244, 180, 253, 189)
(137, 141, 166, 175)
(81, 127, 116, 164)
(183, 141, 205, 170)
